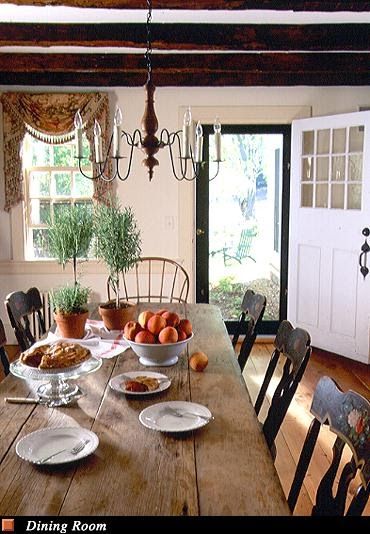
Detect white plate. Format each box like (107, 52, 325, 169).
(16, 427, 99, 465)
(139, 401, 213, 433)
(109, 371, 171, 396)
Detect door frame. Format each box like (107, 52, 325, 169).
(196, 123, 291, 335)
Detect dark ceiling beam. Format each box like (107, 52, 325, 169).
(0, 52, 368, 86)
(1, 22, 369, 51)
(0, 1, 369, 10)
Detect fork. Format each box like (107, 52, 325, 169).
(37, 438, 90, 464)
(162, 406, 213, 422)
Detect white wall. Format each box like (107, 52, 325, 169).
(1, 85, 370, 341)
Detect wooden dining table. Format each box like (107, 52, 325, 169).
(0, 303, 289, 516)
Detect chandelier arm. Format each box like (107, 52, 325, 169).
(114, 129, 143, 181)
(76, 158, 113, 182)
(209, 161, 221, 182)
(167, 136, 186, 181)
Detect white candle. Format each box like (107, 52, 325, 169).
(74, 109, 83, 159)
(214, 117, 222, 161)
(113, 107, 122, 158)
(195, 121, 203, 163)
(94, 119, 103, 164)
(182, 107, 192, 159)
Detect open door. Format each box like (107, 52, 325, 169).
(288, 110, 370, 364)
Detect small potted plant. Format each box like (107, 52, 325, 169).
(46, 204, 94, 337)
(94, 196, 141, 330)
(51, 284, 90, 339)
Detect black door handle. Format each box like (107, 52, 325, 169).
(359, 227, 370, 279)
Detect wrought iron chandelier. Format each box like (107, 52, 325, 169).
(74, 0, 222, 183)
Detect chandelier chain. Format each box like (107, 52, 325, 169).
(145, 0, 153, 82)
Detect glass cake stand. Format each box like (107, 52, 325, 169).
(10, 357, 102, 407)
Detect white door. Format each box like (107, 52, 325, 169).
(288, 111, 370, 364)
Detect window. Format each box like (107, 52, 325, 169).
(22, 133, 94, 260)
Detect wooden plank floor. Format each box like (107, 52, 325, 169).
(242, 342, 369, 516)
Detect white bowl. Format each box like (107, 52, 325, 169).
(124, 333, 194, 367)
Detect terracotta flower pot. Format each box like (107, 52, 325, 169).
(54, 311, 89, 339)
(99, 302, 136, 331)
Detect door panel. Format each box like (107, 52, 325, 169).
(288, 110, 370, 363)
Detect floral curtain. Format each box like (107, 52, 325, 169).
(0, 92, 112, 211)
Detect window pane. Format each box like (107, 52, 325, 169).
(347, 184, 362, 210)
(316, 184, 328, 208)
(53, 144, 72, 166)
(331, 184, 344, 209)
(53, 172, 71, 196)
(302, 131, 314, 155)
(29, 172, 50, 196)
(74, 172, 94, 196)
(349, 126, 364, 152)
(348, 154, 363, 181)
(332, 128, 346, 153)
(31, 141, 51, 166)
(29, 199, 51, 225)
(53, 201, 70, 219)
(316, 157, 329, 181)
(301, 157, 313, 181)
(317, 129, 330, 154)
(32, 229, 50, 258)
(331, 156, 345, 182)
(301, 184, 313, 207)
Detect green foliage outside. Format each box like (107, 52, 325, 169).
(50, 284, 90, 315)
(210, 276, 279, 321)
(94, 197, 142, 309)
(46, 203, 94, 285)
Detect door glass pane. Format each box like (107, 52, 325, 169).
(347, 184, 362, 210)
(301, 184, 313, 207)
(331, 184, 345, 209)
(316, 184, 328, 208)
(302, 157, 313, 181)
(208, 133, 283, 322)
(317, 157, 329, 181)
(349, 126, 364, 152)
(331, 156, 345, 181)
(332, 128, 346, 153)
(302, 131, 314, 155)
(317, 129, 330, 154)
(348, 154, 363, 181)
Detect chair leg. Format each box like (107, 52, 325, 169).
(0, 347, 10, 376)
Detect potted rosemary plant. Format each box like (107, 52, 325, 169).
(94, 196, 141, 330)
(47, 204, 93, 338)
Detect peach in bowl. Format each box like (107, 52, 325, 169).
(123, 331, 194, 367)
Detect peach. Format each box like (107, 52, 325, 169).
(162, 311, 180, 327)
(158, 326, 178, 344)
(177, 328, 187, 341)
(178, 318, 192, 337)
(123, 320, 142, 341)
(189, 351, 208, 372)
(147, 314, 167, 336)
(156, 309, 168, 316)
(135, 330, 156, 344)
(138, 310, 155, 329)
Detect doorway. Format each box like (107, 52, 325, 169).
(196, 124, 291, 335)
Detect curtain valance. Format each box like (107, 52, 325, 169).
(1, 92, 112, 211)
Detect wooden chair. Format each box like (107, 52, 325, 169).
(256, 320, 312, 453)
(5, 287, 47, 352)
(0, 318, 10, 376)
(288, 376, 369, 516)
(231, 289, 266, 372)
(107, 257, 190, 304)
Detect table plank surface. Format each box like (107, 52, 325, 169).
(0, 303, 289, 516)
